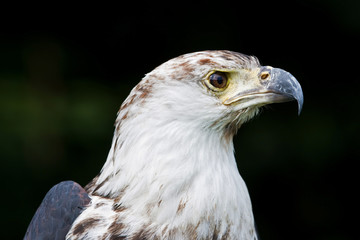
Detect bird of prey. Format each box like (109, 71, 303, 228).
(24, 50, 303, 240)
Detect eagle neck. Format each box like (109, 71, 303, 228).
(87, 111, 256, 239)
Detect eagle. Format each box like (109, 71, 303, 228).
(24, 50, 303, 240)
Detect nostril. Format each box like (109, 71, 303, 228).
(260, 72, 270, 80)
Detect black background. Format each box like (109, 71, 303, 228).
(1, 1, 358, 239)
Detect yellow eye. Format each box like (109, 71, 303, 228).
(206, 71, 228, 91)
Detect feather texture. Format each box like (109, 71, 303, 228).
(67, 51, 263, 239)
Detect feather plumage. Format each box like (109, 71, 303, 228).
(25, 50, 303, 240)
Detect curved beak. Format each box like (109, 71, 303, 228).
(264, 68, 303, 115)
(224, 67, 304, 115)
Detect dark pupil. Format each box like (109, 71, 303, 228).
(210, 73, 226, 88)
(215, 77, 223, 85)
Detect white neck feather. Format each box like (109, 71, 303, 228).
(91, 113, 255, 238)
(84, 77, 258, 239)
(67, 51, 266, 239)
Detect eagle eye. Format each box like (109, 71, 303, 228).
(206, 71, 228, 91)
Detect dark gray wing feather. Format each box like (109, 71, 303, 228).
(24, 181, 91, 240)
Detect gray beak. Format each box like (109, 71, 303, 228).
(263, 67, 304, 115)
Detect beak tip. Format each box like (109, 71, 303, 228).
(269, 68, 304, 116)
(296, 95, 304, 115)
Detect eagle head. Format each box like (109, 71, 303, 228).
(76, 50, 303, 240)
(117, 50, 302, 139)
